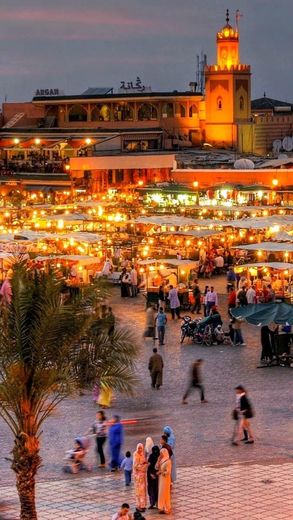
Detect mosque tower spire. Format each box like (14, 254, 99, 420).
(204, 10, 252, 152)
(216, 8, 239, 70)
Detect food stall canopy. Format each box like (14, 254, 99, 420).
(0, 231, 57, 242)
(138, 259, 158, 265)
(47, 213, 90, 222)
(233, 243, 293, 252)
(35, 254, 100, 265)
(60, 232, 104, 243)
(235, 262, 293, 271)
(272, 232, 293, 243)
(159, 229, 224, 238)
(221, 215, 293, 229)
(231, 302, 293, 326)
(158, 259, 198, 269)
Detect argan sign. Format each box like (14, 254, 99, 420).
(35, 88, 60, 96)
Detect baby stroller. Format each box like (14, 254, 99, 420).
(63, 436, 92, 474)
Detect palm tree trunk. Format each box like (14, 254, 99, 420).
(12, 434, 41, 520)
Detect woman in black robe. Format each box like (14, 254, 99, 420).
(147, 445, 160, 509)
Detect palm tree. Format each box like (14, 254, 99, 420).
(0, 264, 137, 519)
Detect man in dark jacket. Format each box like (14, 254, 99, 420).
(191, 280, 201, 314)
(182, 359, 208, 404)
(148, 348, 164, 389)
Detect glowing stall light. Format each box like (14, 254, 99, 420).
(57, 219, 64, 230)
(98, 206, 103, 217)
(257, 191, 263, 200)
(159, 264, 165, 270)
(221, 190, 228, 199)
(257, 251, 262, 257)
(270, 225, 280, 233)
(272, 179, 278, 187)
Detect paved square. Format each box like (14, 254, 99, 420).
(1, 462, 292, 519)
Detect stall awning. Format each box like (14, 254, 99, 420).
(232, 243, 293, 252)
(235, 262, 293, 271)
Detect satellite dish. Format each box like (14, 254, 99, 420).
(272, 139, 282, 153)
(234, 158, 255, 170)
(282, 136, 293, 152)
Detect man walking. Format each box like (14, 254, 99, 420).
(205, 286, 218, 315)
(182, 359, 208, 404)
(155, 306, 167, 345)
(191, 280, 201, 314)
(130, 265, 138, 297)
(168, 285, 181, 319)
(148, 348, 164, 389)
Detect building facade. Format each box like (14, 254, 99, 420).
(0, 10, 292, 193)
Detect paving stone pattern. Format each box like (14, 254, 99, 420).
(1, 462, 292, 519)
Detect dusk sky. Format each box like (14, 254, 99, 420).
(0, 0, 292, 102)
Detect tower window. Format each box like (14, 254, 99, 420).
(189, 104, 198, 117)
(239, 96, 244, 111)
(217, 97, 223, 110)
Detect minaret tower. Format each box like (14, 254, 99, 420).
(204, 9, 252, 151)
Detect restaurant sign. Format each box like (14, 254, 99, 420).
(35, 88, 60, 96)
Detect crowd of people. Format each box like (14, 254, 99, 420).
(76, 411, 177, 516)
(71, 379, 255, 518)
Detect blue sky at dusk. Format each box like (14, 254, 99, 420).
(0, 0, 292, 102)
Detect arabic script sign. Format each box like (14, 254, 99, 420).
(119, 77, 152, 94)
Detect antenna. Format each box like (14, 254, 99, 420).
(195, 52, 207, 94)
(236, 9, 243, 31)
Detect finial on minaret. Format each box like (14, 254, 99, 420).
(226, 9, 230, 24)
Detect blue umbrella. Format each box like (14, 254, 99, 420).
(231, 302, 293, 326)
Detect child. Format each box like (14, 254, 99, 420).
(120, 451, 133, 486)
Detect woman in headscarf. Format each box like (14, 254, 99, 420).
(156, 448, 172, 514)
(133, 443, 148, 512)
(147, 445, 160, 509)
(145, 436, 154, 458)
(163, 426, 176, 483)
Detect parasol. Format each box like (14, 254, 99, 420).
(231, 302, 293, 326)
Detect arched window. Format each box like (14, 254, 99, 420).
(68, 105, 87, 122)
(113, 103, 134, 121)
(163, 103, 174, 118)
(138, 104, 158, 120)
(179, 104, 186, 117)
(189, 104, 198, 117)
(239, 96, 244, 111)
(217, 97, 223, 110)
(92, 104, 111, 121)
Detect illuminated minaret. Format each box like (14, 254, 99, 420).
(204, 9, 252, 151)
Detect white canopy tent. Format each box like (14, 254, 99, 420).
(233, 242, 293, 252)
(235, 262, 293, 271)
